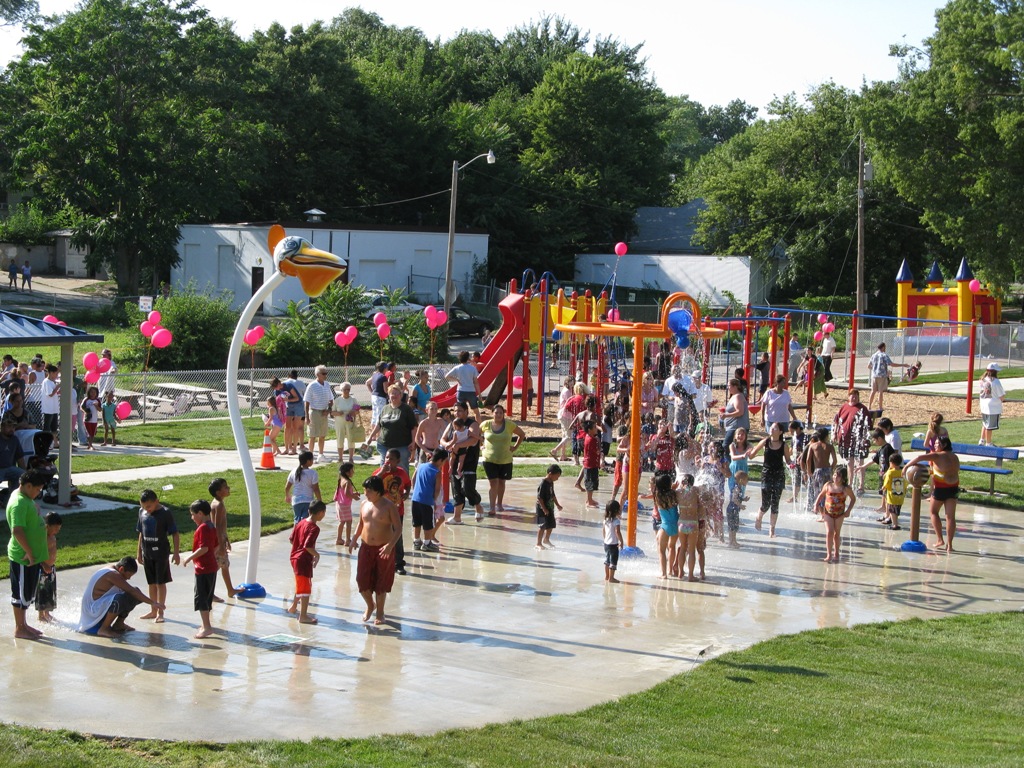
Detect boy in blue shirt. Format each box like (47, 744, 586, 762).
(411, 448, 447, 553)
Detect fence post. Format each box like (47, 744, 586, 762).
(142, 369, 148, 425)
(966, 320, 978, 415)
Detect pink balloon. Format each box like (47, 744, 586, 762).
(84, 370, 100, 384)
(435, 310, 447, 326)
(148, 310, 161, 325)
(372, 312, 387, 326)
(42, 314, 58, 324)
(334, 331, 349, 347)
(377, 323, 391, 340)
(151, 328, 173, 348)
(614, 242, 628, 257)
(817, 314, 828, 324)
(969, 279, 981, 293)
(252, 325, 266, 340)
(95, 358, 111, 373)
(115, 401, 132, 420)
(244, 329, 260, 345)
(607, 308, 620, 322)
(512, 375, 524, 389)
(345, 325, 358, 341)
(813, 330, 824, 341)
(56, 321, 67, 327)
(82, 351, 99, 370)
(823, 322, 835, 333)
(424, 305, 437, 320)
(426, 316, 438, 330)
(140, 321, 156, 338)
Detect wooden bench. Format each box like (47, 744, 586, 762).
(909, 438, 1018, 494)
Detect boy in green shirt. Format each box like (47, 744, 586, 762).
(6, 470, 49, 639)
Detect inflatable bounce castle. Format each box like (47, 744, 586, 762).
(896, 257, 1000, 336)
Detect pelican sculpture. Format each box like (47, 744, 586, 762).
(229, 225, 346, 597)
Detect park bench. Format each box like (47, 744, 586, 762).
(909, 438, 1018, 495)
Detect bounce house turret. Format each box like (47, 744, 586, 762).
(896, 259, 914, 330)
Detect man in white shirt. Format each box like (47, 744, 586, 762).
(41, 364, 61, 448)
(303, 365, 334, 462)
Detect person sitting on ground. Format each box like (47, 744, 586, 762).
(78, 556, 164, 637)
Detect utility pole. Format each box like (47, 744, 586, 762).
(856, 134, 866, 316)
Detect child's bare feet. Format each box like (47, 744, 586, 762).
(194, 627, 215, 639)
(299, 615, 318, 624)
(535, 544, 546, 550)
(374, 610, 386, 625)
(608, 576, 620, 583)
(212, 594, 225, 603)
(140, 611, 158, 620)
(688, 576, 699, 582)
(154, 615, 165, 623)
(286, 605, 298, 615)
(362, 601, 375, 622)
(754, 513, 763, 531)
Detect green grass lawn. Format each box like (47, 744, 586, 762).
(891, 365, 1024, 388)
(117, 416, 268, 450)
(58, 453, 185, 474)
(0, 611, 1019, 766)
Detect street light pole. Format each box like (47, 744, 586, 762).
(443, 150, 495, 316)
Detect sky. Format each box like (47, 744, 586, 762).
(0, 0, 946, 111)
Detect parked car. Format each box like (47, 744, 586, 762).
(448, 307, 494, 338)
(363, 290, 424, 319)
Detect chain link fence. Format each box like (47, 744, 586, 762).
(107, 364, 454, 426)
(847, 323, 1024, 380)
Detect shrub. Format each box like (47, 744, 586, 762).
(260, 283, 447, 366)
(124, 282, 239, 370)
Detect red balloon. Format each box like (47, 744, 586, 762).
(152, 328, 173, 348)
(115, 401, 132, 420)
(373, 312, 387, 326)
(95, 358, 112, 373)
(969, 279, 981, 293)
(84, 370, 100, 384)
(377, 323, 391, 340)
(140, 321, 156, 337)
(512, 375, 524, 389)
(148, 310, 162, 325)
(334, 331, 349, 347)
(814, 330, 824, 341)
(435, 310, 448, 326)
(252, 325, 266, 340)
(345, 325, 358, 341)
(244, 329, 259, 345)
(42, 314, 59, 324)
(614, 242, 628, 257)
(83, 351, 99, 370)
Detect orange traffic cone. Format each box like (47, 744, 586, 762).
(256, 429, 279, 470)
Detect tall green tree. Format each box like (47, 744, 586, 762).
(0, 0, 254, 293)
(688, 83, 946, 310)
(0, 0, 36, 25)
(862, 0, 1024, 285)
(520, 53, 670, 272)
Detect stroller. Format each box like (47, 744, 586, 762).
(26, 430, 80, 506)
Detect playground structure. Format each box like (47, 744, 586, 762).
(555, 293, 724, 553)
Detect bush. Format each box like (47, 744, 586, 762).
(260, 283, 447, 367)
(124, 282, 239, 370)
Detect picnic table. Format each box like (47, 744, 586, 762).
(156, 382, 222, 411)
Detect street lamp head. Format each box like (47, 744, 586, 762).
(486, 150, 496, 164)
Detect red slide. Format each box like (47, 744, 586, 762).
(432, 293, 525, 408)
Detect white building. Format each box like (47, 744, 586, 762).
(173, 223, 489, 314)
(574, 202, 781, 307)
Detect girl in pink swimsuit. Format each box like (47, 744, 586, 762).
(814, 467, 856, 563)
(334, 462, 360, 546)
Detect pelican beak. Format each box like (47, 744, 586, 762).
(279, 241, 347, 297)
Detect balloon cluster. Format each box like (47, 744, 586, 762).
(139, 311, 173, 349)
(372, 312, 391, 341)
(81, 350, 112, 387)
(42, 314, 67, 327)
(969, 278, 982, 294)
(243, 325, 266, 346)
(813, 313, 835, 342)
(424, 305, 448, 330)
(667, 308, 692, 349)
(334, 325, 359, 348)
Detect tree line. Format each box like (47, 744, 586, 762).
(0, 0, 1020, 312)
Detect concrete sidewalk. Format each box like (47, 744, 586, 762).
(4, 462, 1022, 742)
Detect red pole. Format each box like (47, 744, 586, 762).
(582, 290, 592, 391)
(966, 319, 978, 415)
(536, 279, 548, 417)
(769, 311, 779, 385)
(743, 303, 754, 391)
(806, 347, 814, 424)
(782, 314, 792, 383)
(848, 310, 859, 393)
